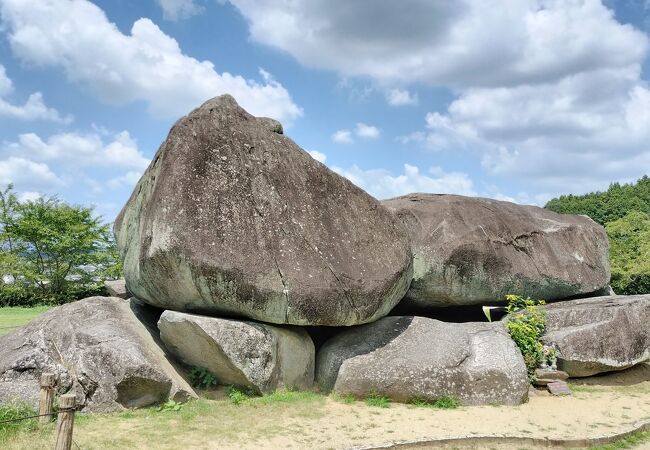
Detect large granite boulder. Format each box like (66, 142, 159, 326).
(158, 311, 314, 394)
(541, 295, 650, 377)
(382, 194, 610, 307)
(0, 297, 196, 412)
(115, 95, 412, 326)
(316, 316, 529, 406)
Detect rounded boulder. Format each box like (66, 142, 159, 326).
(115, 95, 412, 325)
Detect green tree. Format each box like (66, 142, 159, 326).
(0, 185, 122, 306)
(545, 175, 650, 225)
(0, 184, 19, 253)
(10, 197, 111, 294)
(606, 211, 650, 295)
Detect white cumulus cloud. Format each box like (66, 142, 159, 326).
(332, 123, 381, 144)
(237, 0, 650, 196)
(332, 163, 476, 200)
(6, 131, 150, 171)
(0, 65, 72, 123)
(332, 130, 354, 144)
(0, 129, 149, 204)
(0, 0, 302, 123)
(0, 157, 62, 190)
(386, 88, 418, 106)
(156, 0, 202, 21)
(226, 0, 646, 88)
(307, 150, 327, 163)
(355, 123, 380, 139)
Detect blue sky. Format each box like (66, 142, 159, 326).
(0, 0, 649, 223)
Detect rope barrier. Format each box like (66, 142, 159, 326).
(0, 408, 76, 425)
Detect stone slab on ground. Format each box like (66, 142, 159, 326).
(547, 380, 572, 396)
(533, 369, 569, 386)
(316, 316, 529, 406)
(159, 310, 315, 394)
(542, 295, 650, 377)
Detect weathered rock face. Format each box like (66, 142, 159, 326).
(158, 311, 314, 394)
(104, 278, 131, 299)
(382, 194, 610, 307)
(0, 297, 196, 412)
(316, 316, 529, 406)
(115, 95, 412, 326)
(541, 295, 650, 377)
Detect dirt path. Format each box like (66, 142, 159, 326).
(6, 364, 650, 450)
(252, 387, 650, 450)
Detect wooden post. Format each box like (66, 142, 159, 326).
(38, 372, 56, 425)
(54, 393, 76, 450)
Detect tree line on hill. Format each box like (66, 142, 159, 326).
(545, 175, 650, 295)
(0, 185, 121, 307)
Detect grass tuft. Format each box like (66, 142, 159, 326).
(0, 306, 52, 336)
(365, 394, 390, 408)
(252, 390, 322, 405)
(226, 386, 253, 405)
(589, 429, 650, 449)
(0, 404, 40, 444)
(332, 394, 356, 404)
(410, 396, 460, 409)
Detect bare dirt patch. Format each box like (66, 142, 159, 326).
(5, 365, 650, 449)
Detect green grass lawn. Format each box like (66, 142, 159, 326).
(0, 306, 52, 336)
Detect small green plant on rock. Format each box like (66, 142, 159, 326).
(505, 294, 547, 379)
(365, 393, 390, 408)
(189, 367, 218, 389)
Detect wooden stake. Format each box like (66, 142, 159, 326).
(38, 372, 56, 425)
(54, 393, 76, 450)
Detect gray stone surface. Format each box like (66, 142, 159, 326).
(382, 194, 610, 307)
(115, 94, 412, 326)
(316, 316, 529, 406)
(547, 380, 571, 396)
(0, 297, 196, 412)
(158, 310, 315, 394)
(541, 295, 650, 377)
(104, 278, 131, 299)
(533, 369, 569, 386)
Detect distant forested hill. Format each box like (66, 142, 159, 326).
(545, 175, 650, 226)
(545, 176, 650, 295)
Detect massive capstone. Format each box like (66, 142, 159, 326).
(159, 311, 315, 394)
(382, 194, 610, 307)
(0, 297, 196, 412)
(541, 295, 650, 377)
(316, 316, 529, 406)
(115, 95, 412, 326)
